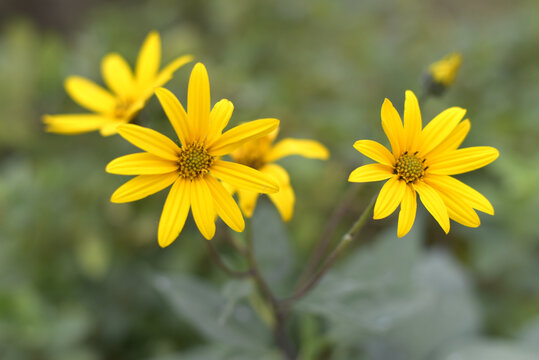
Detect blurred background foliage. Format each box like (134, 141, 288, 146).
(0, 0, 538, 359)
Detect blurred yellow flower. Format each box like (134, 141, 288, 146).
(43, 31, 192, 136)
(227, 128, 329, 221)
(424, 53, 462, 96)
(107, 63, 279, 247)
(348, 90, 498, 237)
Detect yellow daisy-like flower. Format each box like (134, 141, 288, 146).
(106, 63, 280, 247)
(43, 31, 193, 136)
(348, 90, 499, 237)
(227, 128, 329, 221)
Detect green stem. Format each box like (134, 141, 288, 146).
(280, 197, 375, 307)
(295, 184, 362, 289)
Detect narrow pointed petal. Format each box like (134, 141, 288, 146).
(99, 120, 127, 137)
(158, 179, 190, 247)
(420, 107, 466, 155)
(211, 160, 279, 193)
(153, 54, 194, 89)
(111, 173, 178, 203)
(403, 90, 422, 151)
(262, 164, 295, 221)
(43, 114, 111, 134)
(398, 185, 417, 237)
(237, 189, 260, 218)
(425, 119, 470, 158)
(373, 177, 407, 219)
(155, 87, 191, 145)
(348, 164, 394, 183)
(191, 179, 216, 240)
(264, 138, 329, 162)
(208, 118, 279, 156)
(381, 98, 405, 158)
(106, 153, 179, 175)
(187, 63, 210, 141)
(413, 181, 450, 234)
(438, 191, 480, 228)
(424, 174, 494, 214)
(102, 53, 135, 98)
(65, 76, 116, 114)
(136, 31, 161, 88)
(116, 124, 181, 161)
(206, 176, 245, 232)
(427, 146, 499, 175)
(268, 184, 295, 222)
(352, 140, 394, 167)
(206, 99, 234, 146)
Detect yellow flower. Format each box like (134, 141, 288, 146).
(227, 128, 329, 221)
(348, 90, 499, 237)
(425, 53, 462, 95)
(43, 31, 193, 136)
(106, 63, 280, 247)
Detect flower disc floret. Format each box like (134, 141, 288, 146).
(178, 143, 214, 180)
(394, 152, 425, 183)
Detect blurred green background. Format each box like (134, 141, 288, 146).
(1, 0, 538, 359)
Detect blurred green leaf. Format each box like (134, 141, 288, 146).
(151, 272, 271, 350)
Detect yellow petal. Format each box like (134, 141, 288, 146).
(211, 160, 279, 194)
(352, 140, 394, 167)
(420, 107, 466, 155)
(99, 120, 128, 137)
(111, 173, 178, 203)
(136, 31, 161, 89)
(208, 118, 279, 156)
(264, 138, 329, 162)
(381, 98, 405, 158)
(425, 119, 470, 158)
(191, 178, 216, 240)
(43, 114, 110, 134)
(413, 181, 450, 234)
(237, 189, 259, 218)
(206, 99, 234, 146)
(152, 54, 194, 89)
(398, 185, 417, 237)
(438, 191, 480, 228)
(373, 176, 407, 219)
(101, 53, 135, 98)
(106, 153, 179, 175)
(403, 90, 422, 151)
(268, 184, 295, 222)
(158, 179, 190, 247)
(427, 146, 499, 175)
(262, 164, 295, 221)
(65, 76, 116, 114)
(187, 63, 210, 141)
(116, 124, 181, 161)
(206, 175, 245, 232)
(155, 87, 192, 145)
(261, 163, 290, 185)
(424, 174, 494, 215)
(348, 164, 394, 183)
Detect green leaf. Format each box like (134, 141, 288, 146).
(151, 272, 271, 349)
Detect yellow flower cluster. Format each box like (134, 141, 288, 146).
(44, 32, 498, 246)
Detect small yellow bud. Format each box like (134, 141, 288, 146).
(423, 53, 462, 96)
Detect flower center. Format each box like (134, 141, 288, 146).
(114, 99, 133, 118)
(178, 143, 214, 180)
(394, 152, 426, 183)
